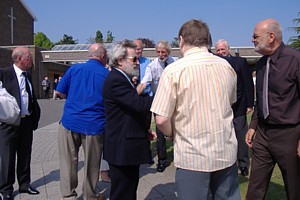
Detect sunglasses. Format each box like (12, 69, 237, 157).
(126, 56, 138, 62)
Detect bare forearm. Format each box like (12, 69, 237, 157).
(155, 115, 172, 137)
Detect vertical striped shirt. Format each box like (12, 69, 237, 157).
(151, 47, 237, 172)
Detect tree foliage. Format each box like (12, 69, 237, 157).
(105, 31, 114, 43)
(170, 37, 179, 48)
(136, 38, 155, 48)
(34, 32, 54, 49)
(96, 30, 104, 43)
(56, 34, 78, 45)
(287, 12, 300, 50)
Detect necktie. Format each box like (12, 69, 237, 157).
(263, 57, 270, 119)
(164, 61, 168, 68)
(22, 72, 33, 113)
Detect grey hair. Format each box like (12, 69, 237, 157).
(12, 48, 25, 61)
(215, 39, 230, 50)
(156, 40, 171, 53)
(267, 22, 283, 41)
(108, 39, 136, 67)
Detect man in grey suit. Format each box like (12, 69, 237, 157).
(0, 47, 40, 200)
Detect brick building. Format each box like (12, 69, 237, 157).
(0, 0, 68, 98)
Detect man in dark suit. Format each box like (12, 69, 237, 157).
(215, 39, 254, 176)
(0, 47, 40, 200)
(103, 40, 156, 200)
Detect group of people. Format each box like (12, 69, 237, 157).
(0, 17, 299, 200)
(41, 75, 61, 99)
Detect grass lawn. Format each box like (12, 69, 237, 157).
(150, 113, 287, 200)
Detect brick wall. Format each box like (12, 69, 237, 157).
(0, 0, 34, 46)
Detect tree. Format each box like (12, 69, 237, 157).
(105, 31, 114, 43)
(87, 30, 104, 44)
(34, 32, 54, 49)
(95, 30, 104, 43)
(170, 37, 179, 48)
(287, 12, 300, 50)
(56, 34, 78, 45)
(137, 38, 155, 48)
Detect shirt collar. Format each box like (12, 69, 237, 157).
(13, 64, 25, 77)
(183, 47, 209, 57)
(269, 42, 285, 64)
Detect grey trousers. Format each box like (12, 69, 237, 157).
(176, 164, 241, 200)
(58, 124, 103, 200)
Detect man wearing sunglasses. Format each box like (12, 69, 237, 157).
(103, 40, 156, 200)
(139, 40, 177, 173)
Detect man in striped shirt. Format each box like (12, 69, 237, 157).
(151, 19, 240, 200)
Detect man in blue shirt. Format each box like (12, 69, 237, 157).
(56, 43, 109, 200)
(134, 39, 152, 96)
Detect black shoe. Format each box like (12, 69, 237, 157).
(19, 187, 40, 195)
(0, 193, 13, 200)
(157, 161, 170, 172)
(240, 167, 249, 176)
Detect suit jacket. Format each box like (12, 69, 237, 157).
(103, 68, 153, 166)
(222, 56, 254, 117)
(0, 67, 40, 131)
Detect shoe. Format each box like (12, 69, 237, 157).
(19, 187, 40, 195)
(240, 167, 249, 176)
(0, 193, 13, 200)
(157, 163, 168, 172)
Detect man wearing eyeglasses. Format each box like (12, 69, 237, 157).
(245, 18, 300, 200)
(139, 40, 177, 173)
(103, 40, 156, 200)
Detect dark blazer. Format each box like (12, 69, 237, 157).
(0, 66, 40, 130)
(222, 56, 254, 117)
(103, 68, 153, 166)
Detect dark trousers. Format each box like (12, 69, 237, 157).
(155, 124, 167, 164)
(109, 164, 140, 200)
(233, 115, 249, 168)
(246, 123, 300, 200)
(0, 116, 33, 194)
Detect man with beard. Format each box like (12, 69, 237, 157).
(103, 40, 156, 200)
(139, 40, 177, 172)
(245, 18, 300, 200)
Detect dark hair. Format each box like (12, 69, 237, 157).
(178, 19, 210, 47)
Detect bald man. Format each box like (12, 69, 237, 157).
(0, 47, 41, 200)
(56, 43, 109, 200)
(246, 18, 300, 200)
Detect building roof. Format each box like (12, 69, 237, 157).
(19, 0, 37, 21)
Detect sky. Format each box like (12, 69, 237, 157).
(23, 0, 299, 47)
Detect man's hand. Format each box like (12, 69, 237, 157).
(136, 83, 146, 95)
(148, 129, 157, 141)
(246, 107, 254, 114)
(245, 128, 256, 148)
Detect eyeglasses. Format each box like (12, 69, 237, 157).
(126, 56, 138, 62)
(252, 32, 270, 40)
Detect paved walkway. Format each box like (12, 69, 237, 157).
(12, 122, 177, 200)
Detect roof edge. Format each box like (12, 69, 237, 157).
(19, 0, 37, 22)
